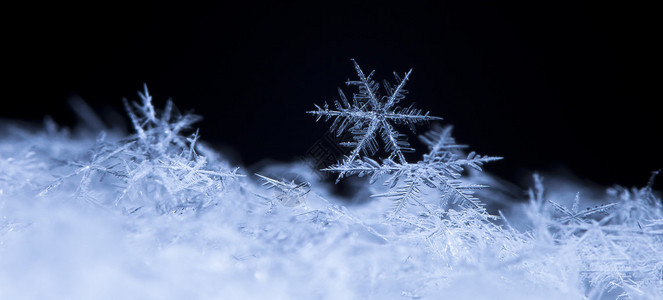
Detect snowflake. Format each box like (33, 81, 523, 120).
(548, 192, 616, 224)
(308, 59, 441, 173)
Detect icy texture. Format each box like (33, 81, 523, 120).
(1, 78, 662, 299)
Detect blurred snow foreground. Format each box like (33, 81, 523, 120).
(1, 64, 662, 300)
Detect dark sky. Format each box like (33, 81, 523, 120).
(3, 1, 660, 189)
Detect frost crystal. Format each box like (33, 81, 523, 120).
(39, 85, 241, 213)
(528, 173, 663, 298)
(255, 173, 310, 207)
(548, 192, 617, 224)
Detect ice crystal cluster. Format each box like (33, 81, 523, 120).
(1, 62, 661, 299)
(309, 60, 501, 218)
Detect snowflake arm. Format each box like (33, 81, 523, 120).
(372, 175, 425, 217)
(430, 174, 488, 211)
(419, 125, 466, 161)
(347, 58, 380, 109)
(323, 157, 402, 183)
(383, 68, 412, 110)
(344, 118, 381, 164)
(379, 119, 413, 163)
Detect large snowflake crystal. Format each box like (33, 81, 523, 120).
(308, 59, 441, 171)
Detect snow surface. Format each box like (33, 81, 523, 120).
(1, 87, 661, 299)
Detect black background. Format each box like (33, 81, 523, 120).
(3, 2, 660, 189)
